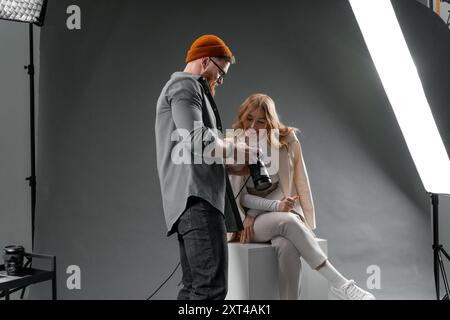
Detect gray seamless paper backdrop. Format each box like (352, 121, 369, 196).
(27, 0, 450, 299)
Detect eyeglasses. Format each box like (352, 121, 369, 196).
(209, 58, 227, 82)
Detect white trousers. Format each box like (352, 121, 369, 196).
(248, 188, 328, 299)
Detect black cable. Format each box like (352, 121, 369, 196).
(235, 176, 251, 199)
(146, 261, 181, 300)
(146, 176, 251, 300)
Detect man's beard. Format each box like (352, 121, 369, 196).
(208, 79, 218, 97)
(201, 70, 218, 97)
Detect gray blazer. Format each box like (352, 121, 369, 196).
(155, 72, 242, 236)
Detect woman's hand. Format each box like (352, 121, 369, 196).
(240, 215, 255, 244)
(278, 196, 300, 212)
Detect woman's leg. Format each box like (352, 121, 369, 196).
(252, 211, 375, 300)
(271, 236, 302, 300)
(253, 211, 327, 270)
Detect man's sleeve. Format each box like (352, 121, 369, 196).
(168, 78, 232, 160)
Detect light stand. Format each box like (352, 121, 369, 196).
(431, 193, 450, 300)
(0, 0, 48, 250)
(25, 23, 36, 249)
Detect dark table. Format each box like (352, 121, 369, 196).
(0, 253, 56, 300)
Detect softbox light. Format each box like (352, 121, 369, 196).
(0, 0, 47, 26)
(349, 0, 450, 195)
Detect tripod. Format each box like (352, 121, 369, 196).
(431, 193, 450, 300)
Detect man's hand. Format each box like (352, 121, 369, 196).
(240, 215, 255, 244)
(278, 196, 300, 212)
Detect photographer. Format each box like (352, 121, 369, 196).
(155, 35, 259, 300)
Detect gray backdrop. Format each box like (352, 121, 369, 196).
(28, 0, 450, 299)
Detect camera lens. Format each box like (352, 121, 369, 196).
(3, 245, 25, 276)
(249, 160, 272, 191)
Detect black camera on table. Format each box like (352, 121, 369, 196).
(3, 245, 25, 276)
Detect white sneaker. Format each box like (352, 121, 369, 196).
(330, 280, 376, 300)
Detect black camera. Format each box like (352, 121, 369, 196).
(3, 245, 25, 276)
(249, 159, 272, 191)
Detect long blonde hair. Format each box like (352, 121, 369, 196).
(232, 94, 299, 149)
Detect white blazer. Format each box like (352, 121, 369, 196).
(227, 130, 316, 231)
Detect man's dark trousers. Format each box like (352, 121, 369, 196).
(176, 196, 228, 300)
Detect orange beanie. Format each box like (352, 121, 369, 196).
(185, 34, 235, 64)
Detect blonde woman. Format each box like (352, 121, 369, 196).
(227, 94, 375, 300)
